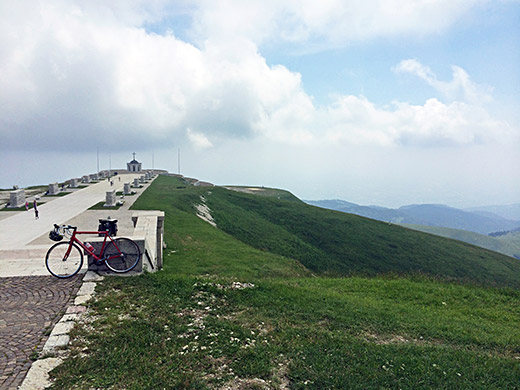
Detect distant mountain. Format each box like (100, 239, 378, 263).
(466, 204, 520, 221)
(306, 200, 520, 235)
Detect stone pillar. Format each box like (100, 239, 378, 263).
(8, 189, 25, 208)
(90, 173, 98, 181)
(48, 183, 59, 195)
(133, 178, 140, 188)
(140, 175, 145, 183)
(70, 178, 79, 188)
(104, 190, 116, 207)
(124, 182, 131, 195)
(82, 175, 90, 183)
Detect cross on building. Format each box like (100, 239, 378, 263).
(127, 153, 142, 172)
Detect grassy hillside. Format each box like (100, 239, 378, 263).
(496, 231, 520, 253)
(401, 224, 520, 260)
(49, 175, 520, 389)
(198, 184, 520, 288)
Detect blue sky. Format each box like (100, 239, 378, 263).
(0, 1, 519, 208)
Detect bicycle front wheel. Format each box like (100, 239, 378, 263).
(103, 238, 140, 273)
(45, 241, 84, 278)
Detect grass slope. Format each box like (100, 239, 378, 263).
(49, 176, 520, 389)
(202, 185, 520, 289)
(401, 223, 520, 260)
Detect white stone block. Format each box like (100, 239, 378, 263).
(8, 189, 25, 208)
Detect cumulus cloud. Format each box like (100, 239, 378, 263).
(393, 59, 493, 104)
(319, 95, 514, 147)
(186, 128, 213, 150)
(0, 0, 516, 155)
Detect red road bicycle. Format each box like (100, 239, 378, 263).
(46, 224, 141, 278)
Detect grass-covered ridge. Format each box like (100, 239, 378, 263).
(49, 175, 520, 389)
(201, 183, 520, 288)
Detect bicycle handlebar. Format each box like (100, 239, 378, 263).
(53, 224, 77, 234)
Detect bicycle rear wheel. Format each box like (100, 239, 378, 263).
(103, 237, 140, 273)
(45, 241, 84, 278)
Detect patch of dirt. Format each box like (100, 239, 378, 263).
(223, 187, 265, 195)
(363, 331, 412, 345)
(219, 377, 270, 390)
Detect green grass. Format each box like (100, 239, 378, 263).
(1, 204, 33, 211)
(88, 201, 123, 210)
(44, 192, 71, 197)
(49, 176, 520, 389)
(401, 223, 520, 259)
(202, 185, 520, 288)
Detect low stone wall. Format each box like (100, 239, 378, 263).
(86, 211, 164, 274)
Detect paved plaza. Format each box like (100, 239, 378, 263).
(0, 275, 82, 390)
(0, 173, 157, 388)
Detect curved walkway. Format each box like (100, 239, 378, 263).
(0, 275, 82, 390)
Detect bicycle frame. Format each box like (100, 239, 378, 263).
(65, 226, 121, 262)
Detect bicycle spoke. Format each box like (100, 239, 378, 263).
(46, 242, 83, 278)
(103, 238, 140, 273)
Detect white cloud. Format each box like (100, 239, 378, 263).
(186, 128, 213, 150)
(0, 0, 516, 156)
(190, 0, 489, 48)
(318, 95, 514, 147)
(393, 59, 493, 104)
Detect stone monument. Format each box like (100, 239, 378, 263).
(48, 183, 59, 195)
(133, 178, 140, 188)
(70, 178, 79, 188)
(8, 189, 25, 208)
(104, 190, 116, 207)
(82, 175, 90, 183)
(124, 182, 132, 195)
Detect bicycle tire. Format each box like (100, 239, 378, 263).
(103, 237, 140, 273)
(45, 241, 84, 278)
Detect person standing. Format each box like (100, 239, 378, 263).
(33, 200, 39, 219)
(25, 201, 29, 211)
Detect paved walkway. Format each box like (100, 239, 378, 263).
(0, 174, 151, 277)
(0, 174, 140, 250)
(0, 275, 83, 390)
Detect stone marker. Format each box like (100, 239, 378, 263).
(124, 182, 131, 195)
(48, 183, 59, 195)
(140, 175, 145, 183)
(89, 173, 98, 181)
(8, 189, 25, 208)
(70, 178, 79, 188)
(82, 175, 90, 183)
(133, 178, 139, 188)
(104, 190, 116, 207)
